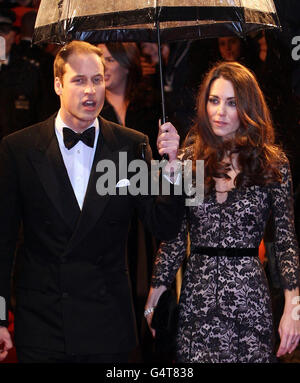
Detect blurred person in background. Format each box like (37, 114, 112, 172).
(139, 41, 209, 144)
(218, 36, 243, 62)
(14, 9, 59, 117)
(0, 7, 44, 140)
(98, 42, 160, 159)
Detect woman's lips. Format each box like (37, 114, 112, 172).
(214, 120, 227, 127)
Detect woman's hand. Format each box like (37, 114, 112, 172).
(277, 289, 300, 357)
(144, 285, 167, 338)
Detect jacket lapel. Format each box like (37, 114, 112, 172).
(64, 117, 129, 253)
(28, 114, 80, 231)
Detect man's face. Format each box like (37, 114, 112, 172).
(55, 52, 105, 132)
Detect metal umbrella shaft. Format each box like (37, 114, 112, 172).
(156, 19, 169, 160)
(156, 19, 167, 125)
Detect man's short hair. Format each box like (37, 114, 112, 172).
(54, 40, 103, 83)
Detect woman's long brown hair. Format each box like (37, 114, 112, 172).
(105, 42, 142, 103)
(188, 61, 284, 194)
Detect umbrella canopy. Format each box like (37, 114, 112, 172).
(33, 0, 281, 144)
(33, 0, 280, 45)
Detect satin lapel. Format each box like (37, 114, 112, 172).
(28, 115, 80, 230)
(65, 118, 129, 253)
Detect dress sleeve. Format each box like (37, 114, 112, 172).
(151, 212, 189, 288)
(269, 160, 300, 290)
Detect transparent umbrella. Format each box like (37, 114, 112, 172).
(33, 0, 281, 124)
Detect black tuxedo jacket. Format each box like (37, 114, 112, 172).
(0, 114, 184, 354)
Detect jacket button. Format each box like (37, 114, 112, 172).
(62, 292, 69, 299)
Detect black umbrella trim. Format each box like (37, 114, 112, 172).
(33, 22, 279, 45)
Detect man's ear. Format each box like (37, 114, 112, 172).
(54, 77, 63, 96)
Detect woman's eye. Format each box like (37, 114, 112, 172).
(208, 97, 218, 104)
(228, 100, 236, 107)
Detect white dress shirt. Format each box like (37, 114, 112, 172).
(55, 111, 99, 210)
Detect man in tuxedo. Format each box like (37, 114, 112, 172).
(0, 41, 183, 363)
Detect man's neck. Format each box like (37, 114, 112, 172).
(59, 110, 96, 133)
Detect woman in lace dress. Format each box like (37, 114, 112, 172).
(145, 61, 300, 363)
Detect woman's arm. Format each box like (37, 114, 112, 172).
(269, 160, 300, 357)
(144, 214, 188, 337)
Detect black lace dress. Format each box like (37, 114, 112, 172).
(151, 159, 299, 363)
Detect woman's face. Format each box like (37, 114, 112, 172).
(206, 77, 240, 140)
(218, 37, 242, 61)
(140, 42, 159, 64)
(98, 44, 128, 93)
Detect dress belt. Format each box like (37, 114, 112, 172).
(192, 247, 259, 257)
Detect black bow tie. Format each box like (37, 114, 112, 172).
(63, 126, 95, 150)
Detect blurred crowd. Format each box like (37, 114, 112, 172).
(0, 1, 299, 163)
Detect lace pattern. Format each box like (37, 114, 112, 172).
(151, 152, 299, 363)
